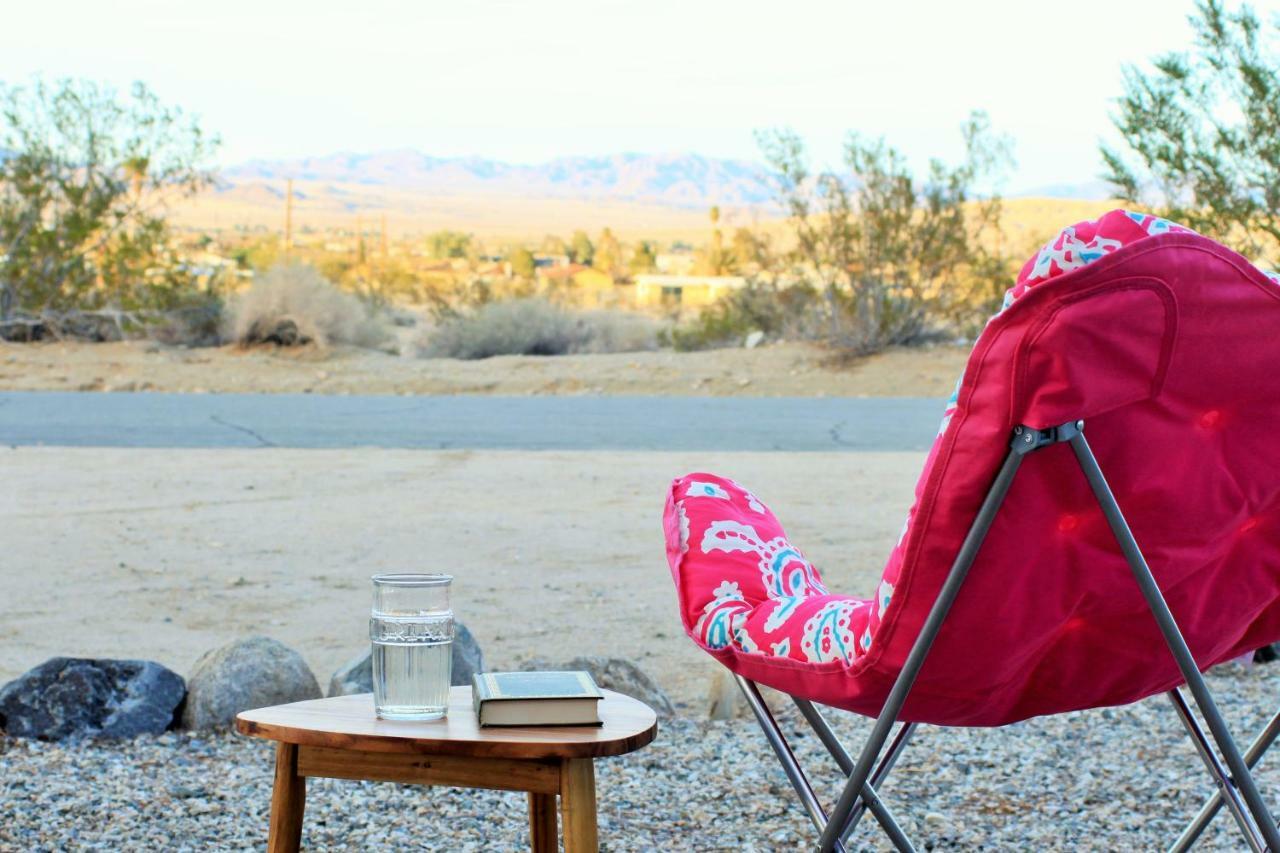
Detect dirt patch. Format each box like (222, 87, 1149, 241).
(0, 447, 923, 711)
(0, 339, 969, 397)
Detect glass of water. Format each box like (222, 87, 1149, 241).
(370, 573, 453, 720)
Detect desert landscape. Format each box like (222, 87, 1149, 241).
(8, 1, 1280, 849)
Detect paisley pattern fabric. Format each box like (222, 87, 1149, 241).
(665, 209, 1280, 670)
(670, 473, 874, 665)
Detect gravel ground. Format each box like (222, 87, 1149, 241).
(3, 663, 1278, 851)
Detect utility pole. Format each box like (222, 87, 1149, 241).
(380, 213, 389, 262)
(284, 177, 294, 258)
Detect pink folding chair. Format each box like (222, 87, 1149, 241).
(664, 210, 1280, 851)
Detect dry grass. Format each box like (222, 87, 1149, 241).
(417, 297, 662, 360)
(225, 264, 390, 350)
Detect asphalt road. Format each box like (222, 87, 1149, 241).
(0, 392, 943, 451)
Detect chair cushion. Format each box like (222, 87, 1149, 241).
(665, 474, 892, 664)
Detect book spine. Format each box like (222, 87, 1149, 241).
(471, 673, 487, 724)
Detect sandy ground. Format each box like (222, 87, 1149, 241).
(0, 339, 968, 397)
(0, 447, 921, 710)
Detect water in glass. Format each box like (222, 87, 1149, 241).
(370, 574, 453, 720)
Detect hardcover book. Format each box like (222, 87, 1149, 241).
(472, 671, 604, 726)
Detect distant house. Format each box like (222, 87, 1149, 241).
(654, 252, 697, 275)
(533, 254, 571, 268)
(536, 264, 619, 307)
(633, 274, 747, 310)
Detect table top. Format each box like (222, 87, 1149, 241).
(236, 687, 658, 759)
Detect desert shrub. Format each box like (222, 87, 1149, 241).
(1104, 0, 1280, 264)
(149, 292, 225, 347)
(669, 280, 823, 351)
(419, 297, 661, 359)
(757, 112, 1011, 356)
(572, 309, 661, 354)
(0, 78, 216, 319)
(225, 264, 390, 349)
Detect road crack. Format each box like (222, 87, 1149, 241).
(209, 414, 276, 448)
(828, 420, 856, 448)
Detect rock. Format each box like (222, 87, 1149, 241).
(706, 669, 742, 720)
(0, 657, 185, 741)
(450, 622, 485, 686)
(328, 651, 373, 697)
(243, 316, 312, 347)
(328, 622, 485, 697)
(744, 330, 765, 349)
(520, 656, 674, 716)
(182, 636, 321, 730)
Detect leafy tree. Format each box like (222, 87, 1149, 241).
(1103, 0, 1280, 262)
(426, 229, 472, 259)
(539, 234, 569, 258)
(508, 246, 536, 278)
(232, 237, 280, 271)
(756, 110, 1010, 354)
(729, 227, 771, 273)
(569, 229, 594, 266)
(0, 78, 217, 319)
(629, 240, 658, 274)
(593, 227, 621, 274)
(697, 205, 730, 275)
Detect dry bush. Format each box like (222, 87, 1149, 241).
(148, 294, 225, 347)
(572, 309, 662, 354)
(225, 264, 389, 349)
(418, 297, 661, 360)
(668, 280, 824, 351)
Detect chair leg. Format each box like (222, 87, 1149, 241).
(1171, 705, 1280, 853)
(791, 697, 916, 844)
(838, 721, 916, 844)
(819, 446, 1029, 853)
(1069, 431, 1280, 852)
(736, 676, 847, 849)
(1167, 689, 1266, 852)
(737, 677, 917, 852)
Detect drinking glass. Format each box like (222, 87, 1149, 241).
(370, 573, 453, 720)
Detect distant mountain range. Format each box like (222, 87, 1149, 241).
(185, 149, 1115, 236)
(222, 150, 778, 209)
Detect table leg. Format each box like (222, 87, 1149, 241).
(268, 743, 306, 853)
(528, 791, 558, 852)
(559, 758, 598, 853)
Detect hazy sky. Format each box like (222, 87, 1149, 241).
(0, 0, 1268, 192)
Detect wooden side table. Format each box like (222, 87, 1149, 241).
(236, 687, 658, 852)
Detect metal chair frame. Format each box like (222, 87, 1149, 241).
(735, 420, 1280, 851)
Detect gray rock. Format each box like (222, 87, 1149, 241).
(744, 329, 765, 349)
(182, 636, 321, 730)
(521, 655, 674, 716)
(0, 657, 185, 741)
(328, 622, 485, 696)
(328, 650, 374, 698)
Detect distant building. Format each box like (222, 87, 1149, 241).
(536, 264, 619, 307)
(633, 274, 747, 310)
(654, 252, 697, 275)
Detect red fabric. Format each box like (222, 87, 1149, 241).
(665, 215, 1280, 726)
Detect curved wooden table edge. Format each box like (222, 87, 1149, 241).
(234, 689, 659, 760)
